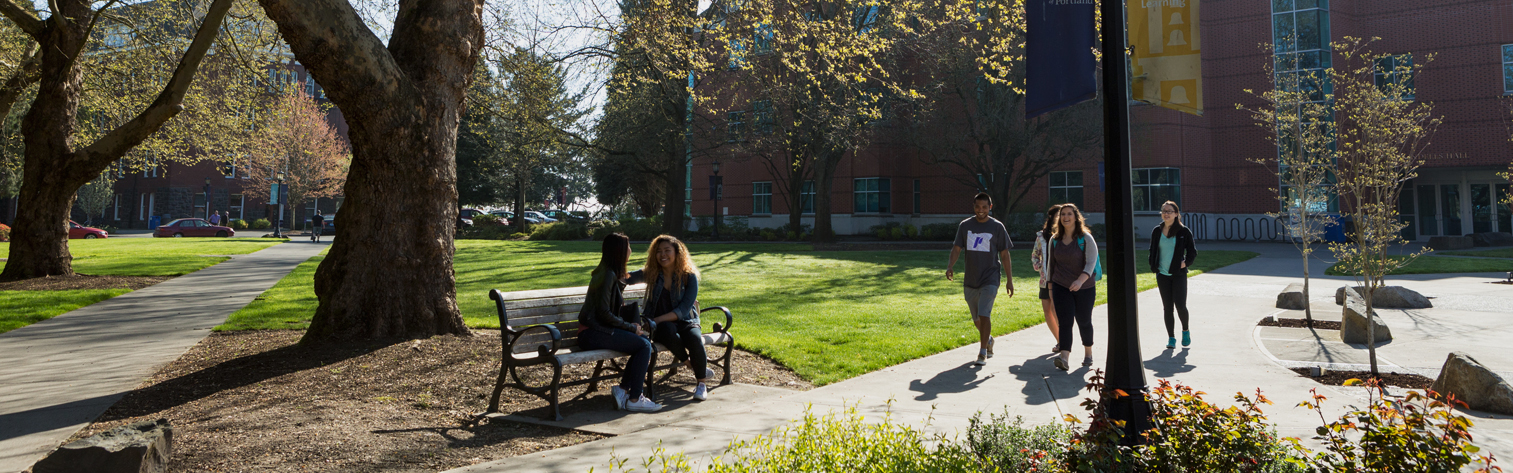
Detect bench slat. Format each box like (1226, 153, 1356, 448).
(507, 304, 583, 320)
(496, 284, 646, 304)
(511, 331, 732, 362)
(503, 289, 646, 311)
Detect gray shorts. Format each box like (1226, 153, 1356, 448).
(964, 284, 999, 319)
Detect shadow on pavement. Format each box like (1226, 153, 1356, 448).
(908, 362, 993, 401)
(1146, 347, 1195, 378)
(1007, 356, 1089, 405)
(0, 393, 124, 442)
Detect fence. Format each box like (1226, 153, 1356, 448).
(1186, 213, 1293, 242)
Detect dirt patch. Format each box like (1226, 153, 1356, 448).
(73, 330, 811, 472)
(1290, 367, 1434, 390)
(0, 274, 172, 291)
(1258, 317, 1342, 330)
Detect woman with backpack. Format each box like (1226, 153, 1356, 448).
(1047, 203, 1100, 371)
(1148, 200, 1198, 349)
(1030, 204, 1064, 354)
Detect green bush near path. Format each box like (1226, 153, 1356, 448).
(1325, 255, 1513, 276)
(1439, 247, 1513, 259)
(222, 241, 1256, 385)
(0, 239, 283, 276)
(0, 289, 130, 334)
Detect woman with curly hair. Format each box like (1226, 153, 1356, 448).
(641, 235, 714, 401)
(1046, 203, 1101, 371)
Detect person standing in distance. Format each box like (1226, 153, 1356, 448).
(946, 192, 1014, 366)
(310, 211, 325, 242)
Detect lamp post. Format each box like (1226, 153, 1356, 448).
(275, 171, 286, 238)
(203, 177, 212, 220)
(711, 159, 721, 240)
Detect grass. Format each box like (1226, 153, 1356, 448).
(1326, 255, 1513, 276)
(0, 239, 284, 334)
(0, 289, 131, 334)
(0, 239, 283, 276)
(1438, 248, 1513, 259)
(222, 241, 1257, 385)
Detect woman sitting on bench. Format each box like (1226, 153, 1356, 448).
(578, 233, 663, 413)
(641, 235, 713, 401)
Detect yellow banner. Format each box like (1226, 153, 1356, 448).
(1129, 0, 1202, 116)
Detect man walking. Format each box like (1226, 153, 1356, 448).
(946, 192, 1014, 366)
(310, 211, 325, 242)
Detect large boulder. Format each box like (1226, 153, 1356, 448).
(31, 419, 172, 473)
(1334, 286, 1431, 309)
(1276, 282, 1309, 310)
(1430, 352, 1513, 415)
(1469, 232, 1513, 247)
(1341, 295, 1391, 344)
(1428, 236, 1475, 251)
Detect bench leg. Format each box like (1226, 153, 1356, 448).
(586, 360, 607, 393)
(488, 358, 513, 413)
(719, 335, 734, 386)
(545, 360, 565, 421)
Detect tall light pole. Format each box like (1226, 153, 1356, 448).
(203, 177, 212, 220)
(711, 159, 722, 240)
(275, 171, 286, 238)
(1098, 0, 1151, 443)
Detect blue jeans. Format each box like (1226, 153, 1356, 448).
(580, 327, 653, 398)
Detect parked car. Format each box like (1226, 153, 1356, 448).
(68, 220, 108, 239)
(154, 218, 236, 238)
(525, 211, 556, 223)
(459, 208, 487, 219)
(539, 210, 587, 222)
(489, 210, 539, 224)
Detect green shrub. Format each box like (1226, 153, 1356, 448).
(229, 219, 248, 230)
(762, 230, 778, 241)
(890, 228, 904, 240)
(875, 228, 890, 240)
(251, 219, 271, 230)
(967, 412, 1072, 472)
(473, 214, 501, 225)
(1135, 379, 1303, 473)
(528, 222, 590, 240)
(457, 225, 521, 240)
(0, 223, 9, 242)
(607, 405, 996, 473)
(921, 223, 956, 241)
(1293, 379, 1500, 473)
(1089, 223, 1108, 241)
(904, 223, 918, 239)
(786, 230, 798, 240)
(590, 219, 662, 241)
(98, 225, 119, 234)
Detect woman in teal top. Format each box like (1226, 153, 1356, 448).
(1147, 201, 1197, 349)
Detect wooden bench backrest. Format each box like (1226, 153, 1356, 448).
(494, 284, 647, 354)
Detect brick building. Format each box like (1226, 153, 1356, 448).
(686, 0, 1513, 240)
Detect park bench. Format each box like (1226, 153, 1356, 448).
(485, 284, 735, 420)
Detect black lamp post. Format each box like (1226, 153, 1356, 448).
(1097, 0, 1151, 443)
(712, 159, 722, 240)
(275, 172, 286, 238)
(203, 177, 212, 220)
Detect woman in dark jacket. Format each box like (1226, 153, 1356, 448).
(640, 235, 713, 400)
(578, 233, 663, 413)
(1147, 201, 1198, 349)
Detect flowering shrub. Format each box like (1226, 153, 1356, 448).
(0, 223, 10, 241)
(1291, 378, 1502, 473)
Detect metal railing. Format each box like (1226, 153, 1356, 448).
(1187, 213, 1292, 242)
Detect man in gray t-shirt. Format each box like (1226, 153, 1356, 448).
(947, 192, 1013, 366)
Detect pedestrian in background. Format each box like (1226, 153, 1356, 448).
(1149, 200, 1197, 349)
(1030, 204, 1063, 354)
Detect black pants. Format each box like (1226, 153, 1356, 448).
(653, 320, 709, 380)
(1157, 273, 1190, 338)
(1051, 283, 1096, 352)
(580, 328, 653, 398)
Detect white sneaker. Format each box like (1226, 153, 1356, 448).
(973, 349, 987, 366)
(611, 385, 628, 411)
(703, 368, 716, 380)
(986, 338, 995, 358)
(693, 382, 709, 401)
(625, 395, 664, 412)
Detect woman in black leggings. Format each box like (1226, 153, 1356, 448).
(1047, 204, 1100, 371)
(640, 235, 714, 401)
(1148, 201, 1197, 349)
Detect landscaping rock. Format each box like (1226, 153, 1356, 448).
(31, 419, 172, 473)
(1276, 282, 1309, 310)
(1430, 352, 1513, 415)
(1470, 232, 1513, 247)
(1428, 235, 1474, 251)
(1334, 286, 1430, 309)
(1341, 296, 1391, 344)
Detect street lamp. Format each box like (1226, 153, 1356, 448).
(711, 159, 721, 240)
(275, 171, 286, 238)
(203, 177, 212, 220)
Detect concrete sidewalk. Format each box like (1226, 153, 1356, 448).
(451, 242, 1513, 473)
(0, 240, 329, 472)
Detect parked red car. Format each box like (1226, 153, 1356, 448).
(68, 220, 108, 239)
(154, 218, 235, 238)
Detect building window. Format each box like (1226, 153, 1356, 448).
(229, 193, 244, 221)
(913, 179, 921, 215)
(221, 161, 237, 178)
(1132, 168, 1181, 212)
(853, 177, 891, 214)
(728, 39, 747, 69)
(727, 111, 746, 142)
(753, 23, 774, 55)
(1373, 54, 1414, 100)
(801, 180, 815, 214)
(143, 161, 158, 178)
(194, 193, 208, 219)
(1048, 171, 1084, 208)
(853, 4, 879, 34)
(1502, 45, 1513, 95)
(1273, 0, 1331, 103)
(112, 194, 122, 220)
(752, 100, 775, 134)
(752, 182, 772, 215)
(306, 76, 317, 97)
(139, 193, 155, 219)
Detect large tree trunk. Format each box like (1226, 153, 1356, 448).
(257, 0, 484, 344)
(1, 0, 231, 281)
(812, 149, 844, 243)
(662, 143, 686, 236)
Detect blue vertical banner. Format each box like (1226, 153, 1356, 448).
(1025, 0, 1098, 118)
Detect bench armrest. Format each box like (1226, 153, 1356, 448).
(699, 306, 734, 333)
(507, 323, 563, 359)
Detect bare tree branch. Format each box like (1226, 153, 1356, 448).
(0, 0, 44, 40)
(0, 43, 40, 121)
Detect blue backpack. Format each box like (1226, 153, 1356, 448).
(1053, 235, 1103, 282)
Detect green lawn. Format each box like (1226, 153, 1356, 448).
(223, 241, 1257, 385)
(0, 239, 283, 276)
(1438, 248, 1513, 259)
(0, 239, 284, 334)
(0, 289, 131, 334)
(1326, 255, 1513, 276)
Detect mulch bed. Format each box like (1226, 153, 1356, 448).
(71, 330, 811, 472)
(0, 274, 172, 291)
(1258, 317, 1342, 330)
(1290, 367, 1435, 390)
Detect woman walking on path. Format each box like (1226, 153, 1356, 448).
(1047, 204, 1100, 371)
(1148, 201, 1198, 349)
(641, 235, 716, 401)
(578, 233, 663, 412)
(1030, 205, 1063, 353)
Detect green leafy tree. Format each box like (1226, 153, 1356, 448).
(73, 170, 114, 225)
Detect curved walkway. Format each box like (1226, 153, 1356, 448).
(0, 240, 329, 473)
(452, 242, 1513, 473)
